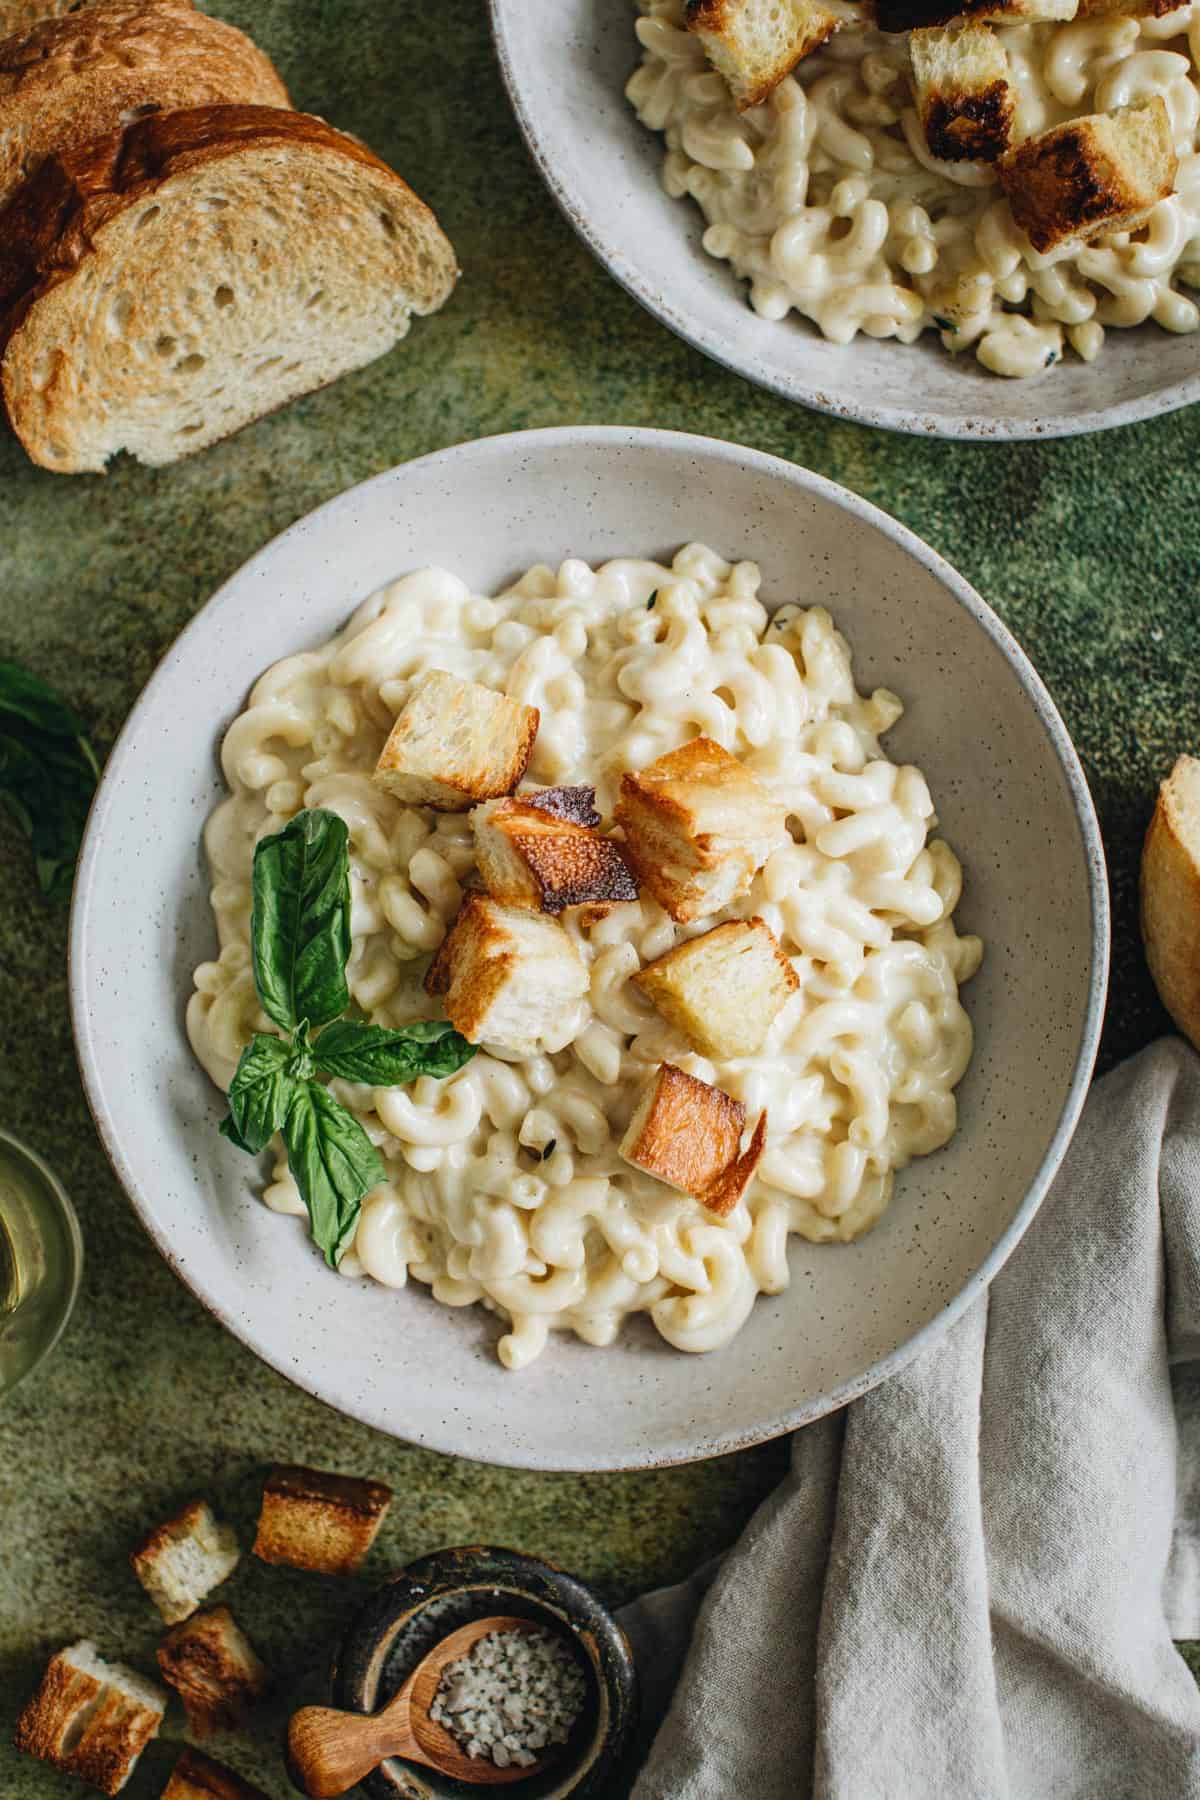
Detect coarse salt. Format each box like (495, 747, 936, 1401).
(430, 1625, 588, 1770)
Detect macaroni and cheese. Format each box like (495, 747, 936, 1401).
(187, 545, 982, 1366)
(627, 0, 1200, 375)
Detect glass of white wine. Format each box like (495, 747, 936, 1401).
(0, 1129, 83, 1398)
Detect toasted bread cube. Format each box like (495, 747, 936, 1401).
(473, 792, 638, 915)
(252, 1463, 393, 1575)
(1077, 0, 1185, 16)
(634, 917, 799, 1058)
(373, 670, 538, 812)
(425, 893, 589, 1054)
(686, 0, 840, 108)
(998, 98, 1176, 254)
(14, 1642, 166, 1795)
(620, 1063, 768, 1214)
(164, 1749, 272, 1800)
(156, 1607, 268, 1737)
(910, 22, 1012, 162)
(615, 737, 787, 924)
(130, 1500, 240, 1625)
(879, 0, 1074, 28)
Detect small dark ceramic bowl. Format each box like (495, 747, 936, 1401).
(329, 1546, 639, 1798)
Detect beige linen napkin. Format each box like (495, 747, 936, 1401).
(619, 1038, 1200, 1798)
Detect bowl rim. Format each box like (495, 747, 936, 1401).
(68, 424, 1111, 1468)
(487, 0, 1200, 442)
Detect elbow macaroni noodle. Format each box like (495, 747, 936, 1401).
(627, 0, 1200, 376)
(188, 545, 982, 1367)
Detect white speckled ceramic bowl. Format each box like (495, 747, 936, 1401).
(489, 0, 1200, 440)
(70, 428, 1109, 1469)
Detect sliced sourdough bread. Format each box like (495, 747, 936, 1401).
(0, 0, 94, 32)
(0, 0, 289, 207)
(0, 105, 459, 471)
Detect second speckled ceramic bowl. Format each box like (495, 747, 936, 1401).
(70, 427, 1109, 1469)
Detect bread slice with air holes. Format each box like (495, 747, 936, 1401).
(164, 1750, 273, 1800)
(0, 0, 289, 211)
(910, 21, 1013, 162)
(997, 97, 1177, 254)
(686, 0, 841, 108)
(14, 1641, 167, 1795)
(1141, 755, 1200, 1053)
(0, 105, 459, 473)
(156, 1606, 269, 1737)
(130, 1498, 240, 1624)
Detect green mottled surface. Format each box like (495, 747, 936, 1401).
(1, 1, 1198, 1794)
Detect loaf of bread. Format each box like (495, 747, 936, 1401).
(0, 105, 459, 472)
(1141, 755, 1200, 1051)
(0, 0, 289, 209)
(0, 0, 93, 32)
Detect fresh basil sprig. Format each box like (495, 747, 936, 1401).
(220, 808, 476, 1266)
(0, 660, 99, 904)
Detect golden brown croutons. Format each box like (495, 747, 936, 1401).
(634, 917, 799, 1058)
(252, 1464, 393, 1575)
(910, 22, 1013, 162)
(130, 1499, 240, 1625)
(1141, 755, 1200, 1054)
(686, 0, 840, 107)
(156, 1607, 269, 1737)
(998, 98, 1177, 254)
(163, 1749, 272, 1800)
(425, 893, 589, 1054)
(879, 0, 1074, 29)
(472, 790, 639, 915)
(373, 670, 538, 811)
(619, 1063, 768, 1215)
(615, 737, 786, 925)
(14, 1642, 166, 1795)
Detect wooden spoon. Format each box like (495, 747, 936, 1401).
(287, 1614, 565, 1795)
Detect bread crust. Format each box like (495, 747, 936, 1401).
(686, 0, 838, 107)
(165, 1749, 272, 1800)
(997, 97, 1176, 253)
(0, 0, 289, 209)
(253, 1463, 392, 1575)
(14, 1647, 164, 1795)
(633, 916, 799, 1058)
(473, 795, 639, 914)
(156, 1607, 269, 1736)
(0, 106, 442, 348)
(1141, 755, 1200, 1052)
(922, 83, 1012, 161)
(621, 1063, 747, 1198)
(0, 0, 95, 31)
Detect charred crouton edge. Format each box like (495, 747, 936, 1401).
(156, 1607, 269, 1737)
(253, 1463, 393, 1575)
(998, 97, 1177, 254)
(425, 892, 589, 1055)
(130, 1498, 240, 1625)
(472, 791, 639, 915)
(373, 669, 539, 811)
(164, 1748, 274, 1800)
(620, 1062, 768, 1215)
(14, 1641, 166, 1796)
(686, 0, 841, 108)
(879, 0, 1074, 33)
(634, 916, 799, 1059)
(910, 22, 1013, 162)
(615, 736, 787, 925)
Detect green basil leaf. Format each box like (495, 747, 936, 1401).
(251, 809, 351, 1033)
(219, 1112, 255, 1153)
(225, 1033, 298, 1155)
(282, 1081, 384, 1267)
(312, 1017, 477, 1085)
(0, 660, 86, 737)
